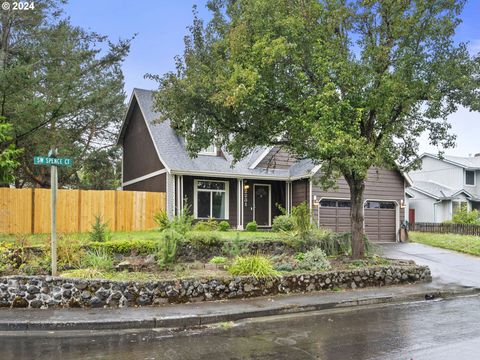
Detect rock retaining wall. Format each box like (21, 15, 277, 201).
(0, 265, 431, 309)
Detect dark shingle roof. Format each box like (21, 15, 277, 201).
(122, 88, 315, 179)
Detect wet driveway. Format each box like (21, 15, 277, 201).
(1, 295, 479, 360)
(379, 242, 480, 287)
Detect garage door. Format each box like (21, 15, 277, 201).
(318, 199, 397, 242)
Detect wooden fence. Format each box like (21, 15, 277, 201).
(0, 188, 166, 234)
(410, 222, 480, 236)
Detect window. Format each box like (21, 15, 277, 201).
(194, 180, 229, 219)
(364, 201, 395, 209)
(338, 200, 351, 208)
(320, 199, 337, 207)
(452, 201, 468, 214)
(199, 144, 217, 156)
(465, 170, 475, 186)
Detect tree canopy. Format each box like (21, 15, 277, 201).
(0, 0, 130, 189)
(152, 0, 479, 257)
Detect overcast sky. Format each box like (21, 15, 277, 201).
(65, 0, 480, 157)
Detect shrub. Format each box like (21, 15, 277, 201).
(90, 239, 157, 255)
(209, 256, 227, 264)
(298, 247, 331, 272)
(218, 220, 230, 232)
(186, 232, 223, 247)
(153, 210, 170, 231)
(89, 215, 110, 243)
(291, 202, 312, 241)
(156, 229, 182, 268)
(82, 249, 114, 272)
(272, 215, 295, 232)
(154, 204, 193, 234)
(245, 221, 257, 232)
(193, 218, 219, 231)
(452, 208, 480, 225)
(227, 255, 278, 278)
(222, 232, 243, 257)
(51, 235, 85, 269)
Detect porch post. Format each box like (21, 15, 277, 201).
(237, 179, 244, 230)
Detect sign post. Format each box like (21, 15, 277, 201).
(34, 151, 72, 276)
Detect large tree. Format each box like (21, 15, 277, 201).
(0, 119, 21, 185)
(0, 0, 130, 188)
(151, 0, 479, 258)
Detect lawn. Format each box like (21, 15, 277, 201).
(409, 231, 480, 256)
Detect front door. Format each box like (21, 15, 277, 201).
(254, 184, 271, 226)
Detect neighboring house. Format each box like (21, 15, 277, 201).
(408, 153, 480, 223)
(118, 89, 411, 242)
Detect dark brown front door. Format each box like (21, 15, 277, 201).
(254, 184, 270, 226)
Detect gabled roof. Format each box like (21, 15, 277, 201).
(118, 89, 314, 179)
(421, 153, 480, 170)
(410, 180, 476, 200)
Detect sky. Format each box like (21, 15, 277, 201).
(63, 0, 480, 157)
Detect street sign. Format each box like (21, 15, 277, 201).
(34, 156, 73, 167)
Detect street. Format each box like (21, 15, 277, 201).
(1, 295, 479, 360)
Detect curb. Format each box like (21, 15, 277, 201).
(2, 287, 479, 331)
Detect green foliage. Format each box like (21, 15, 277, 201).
(61, 268, 105, 279)
(89, 216, 110, 243)
(209, 256, 227, 264)
(154, 204, 193, 234)
(90, 239, 157, 255)
(291, 202, 312, 242)
(0, 121, 22, 185)
(48, 235, 86, 270)
(227, 255, 278, 278)
(82, 249, 114, 272)
(154, 211, 171, 231)
(218, 220, 230, 232)
(186, 232, 223, 247)
(297, 248, 331, 272)
(151, 0, 478, 259)
(272, 214, 295, 232)
(452, 208, 480, 225)
(79, 148, 121, 190)
(222, 232, 243, 257)
(156, 229, 181, 268)
(245, 221, 258, 232)
(1, 4, 131, 188)
(193, 218, 219, 231)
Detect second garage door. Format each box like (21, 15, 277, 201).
(318, 199, 397, 242)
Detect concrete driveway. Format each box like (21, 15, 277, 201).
(379, 242, 480, 288)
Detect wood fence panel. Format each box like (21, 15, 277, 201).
(0, 188, 165, 234)
(411, 222, 480, 236)
(33, 189, 51, 234)
(0, 188, 33, 234)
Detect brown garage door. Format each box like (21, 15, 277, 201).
(318, 199, 397, 242)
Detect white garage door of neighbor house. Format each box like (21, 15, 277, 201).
(318, 199, 397, 242)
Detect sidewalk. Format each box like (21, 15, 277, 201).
(1, 282, 478, 331)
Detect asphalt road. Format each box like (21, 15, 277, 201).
(1, 295, 479, 360)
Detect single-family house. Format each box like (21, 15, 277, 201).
(408, 153, 480, 223)
(118, 88, 411, 242)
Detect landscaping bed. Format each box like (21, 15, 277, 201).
(0, 263, 430, 309)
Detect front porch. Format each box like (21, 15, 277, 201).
(172, 175, 289, 229)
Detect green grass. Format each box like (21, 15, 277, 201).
(410, 231, 480, 256)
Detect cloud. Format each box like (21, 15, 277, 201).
(467, 39, 480, 55)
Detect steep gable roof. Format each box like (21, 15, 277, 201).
(411, 180, 476, 200)
(421, 153, 480, 170)
(118, 89, 314, 179)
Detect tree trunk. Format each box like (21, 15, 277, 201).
(346, 175, 366, 259)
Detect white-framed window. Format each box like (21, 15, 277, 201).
(193, 180, 229, 219)
(465, 170, 476, 186)
(452, 201, 468, 214)
(199, 144, 217, 156)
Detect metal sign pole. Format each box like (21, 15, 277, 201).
(50, 158, 58, 276)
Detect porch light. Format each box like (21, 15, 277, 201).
(400, 199, 406, 208)
(244, 184, 250, 190)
